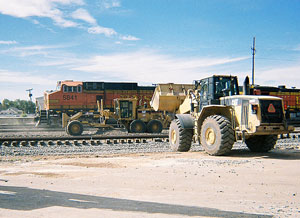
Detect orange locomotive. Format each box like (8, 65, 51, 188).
(251, 85, 300, 125)
(36, 80, 155, 125)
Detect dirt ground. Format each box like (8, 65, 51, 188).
(1, 149, 300, 218)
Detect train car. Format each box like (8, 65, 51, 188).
(251, 85, 300, 125)
(36, 80, 155, 125)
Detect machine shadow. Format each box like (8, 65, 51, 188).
(0, 185, 271, 218)
(229, 148, 300, 160)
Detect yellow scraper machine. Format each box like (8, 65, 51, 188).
(150, 75, 294, 155)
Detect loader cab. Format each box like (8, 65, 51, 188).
(194, 75, 239, 107)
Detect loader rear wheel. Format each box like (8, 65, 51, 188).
(169, 119, 193, 152)
(200, 115, 234, 156)
(245, 135, 277, 152)
(147, 120, 163, 133)
(67, 120, 83, 136)
(130, 120, 146, 133)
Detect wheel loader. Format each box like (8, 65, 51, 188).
(150, 75, 294, 155)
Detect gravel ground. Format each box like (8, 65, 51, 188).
(1, 126, 300, 217)
(1, 127, 300, 158)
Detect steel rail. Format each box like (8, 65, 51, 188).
(0, 134, 168, 142)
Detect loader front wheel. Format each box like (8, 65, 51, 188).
(200, 115, 234, 156)
(67, 120, 83, 136)
(169, 119, 193, 152)
(130, 120, 146, 133)
(245, 135, 277, 152)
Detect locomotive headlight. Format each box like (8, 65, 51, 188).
(251, 104, 258, 114)
(249, 99, 259, 114)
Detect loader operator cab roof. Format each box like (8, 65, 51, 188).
(194, 75, 239, 101)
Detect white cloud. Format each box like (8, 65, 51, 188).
(52, 0, 84, 5)
(292, 45, 300, 51)
(256, 65, 300, 88)
(120, 35, 140, 41)
(0, 0, 82, 28)
(0, 69, 59, 100)
(71, 8, 96, 24)
(101, 0, 121, 9)
(11, 45, 63, 51)
(1, 44, 67, 57)
(0, 69, 56, 85)
(71, 50, 249, 84)
(88, 26, 117, 37)
(0, 40, 17, 45)
(0, 0, 138, 39)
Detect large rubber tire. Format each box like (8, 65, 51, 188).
(245, 135, 277, 152)
(200, 115, 234, 156)
(130, 120, 146, 133)
(169, 119, 193, 152)
(67, 120, 83, 136)
(147, 120, 163, 133)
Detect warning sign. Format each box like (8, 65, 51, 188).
(268, 104, 276, 113)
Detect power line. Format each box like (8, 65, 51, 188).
(256, 57, 299, 62)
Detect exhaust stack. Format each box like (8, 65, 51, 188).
(243, 76, 250, 95)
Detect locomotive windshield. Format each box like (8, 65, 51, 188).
(62, 85, 82, 93)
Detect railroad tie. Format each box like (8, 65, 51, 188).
(82, 140, 89, 146)
(30, 141, 38, 147)
(39, 141, 47, 147)
(21, 141, 29, 147)
(65, 141, 72, 146)
(74, 140, 80, 146)
(3, 141, 11, 147)
(12, 141, 20, 147)
(57, 140, 63, 146)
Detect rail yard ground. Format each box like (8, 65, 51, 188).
(0, 124, 300, 217)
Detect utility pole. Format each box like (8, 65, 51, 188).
(26, 88, 33, 101)
(251, 37, 256, 86)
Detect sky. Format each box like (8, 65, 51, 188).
(0, 0, 299, 101)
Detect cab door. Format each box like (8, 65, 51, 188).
(119, 100, 133, 119)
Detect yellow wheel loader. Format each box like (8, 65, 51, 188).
(151, 75, 293, 155)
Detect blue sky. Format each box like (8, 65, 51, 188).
(0, 0, 299, 100)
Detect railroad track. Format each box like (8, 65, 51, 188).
(0, 134, 169, 147)
(0, 124, 97, 132)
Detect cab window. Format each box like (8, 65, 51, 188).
(63, 85, 82, 93)
(200, 79, 208, 100)
(63, 85, 68, 93)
